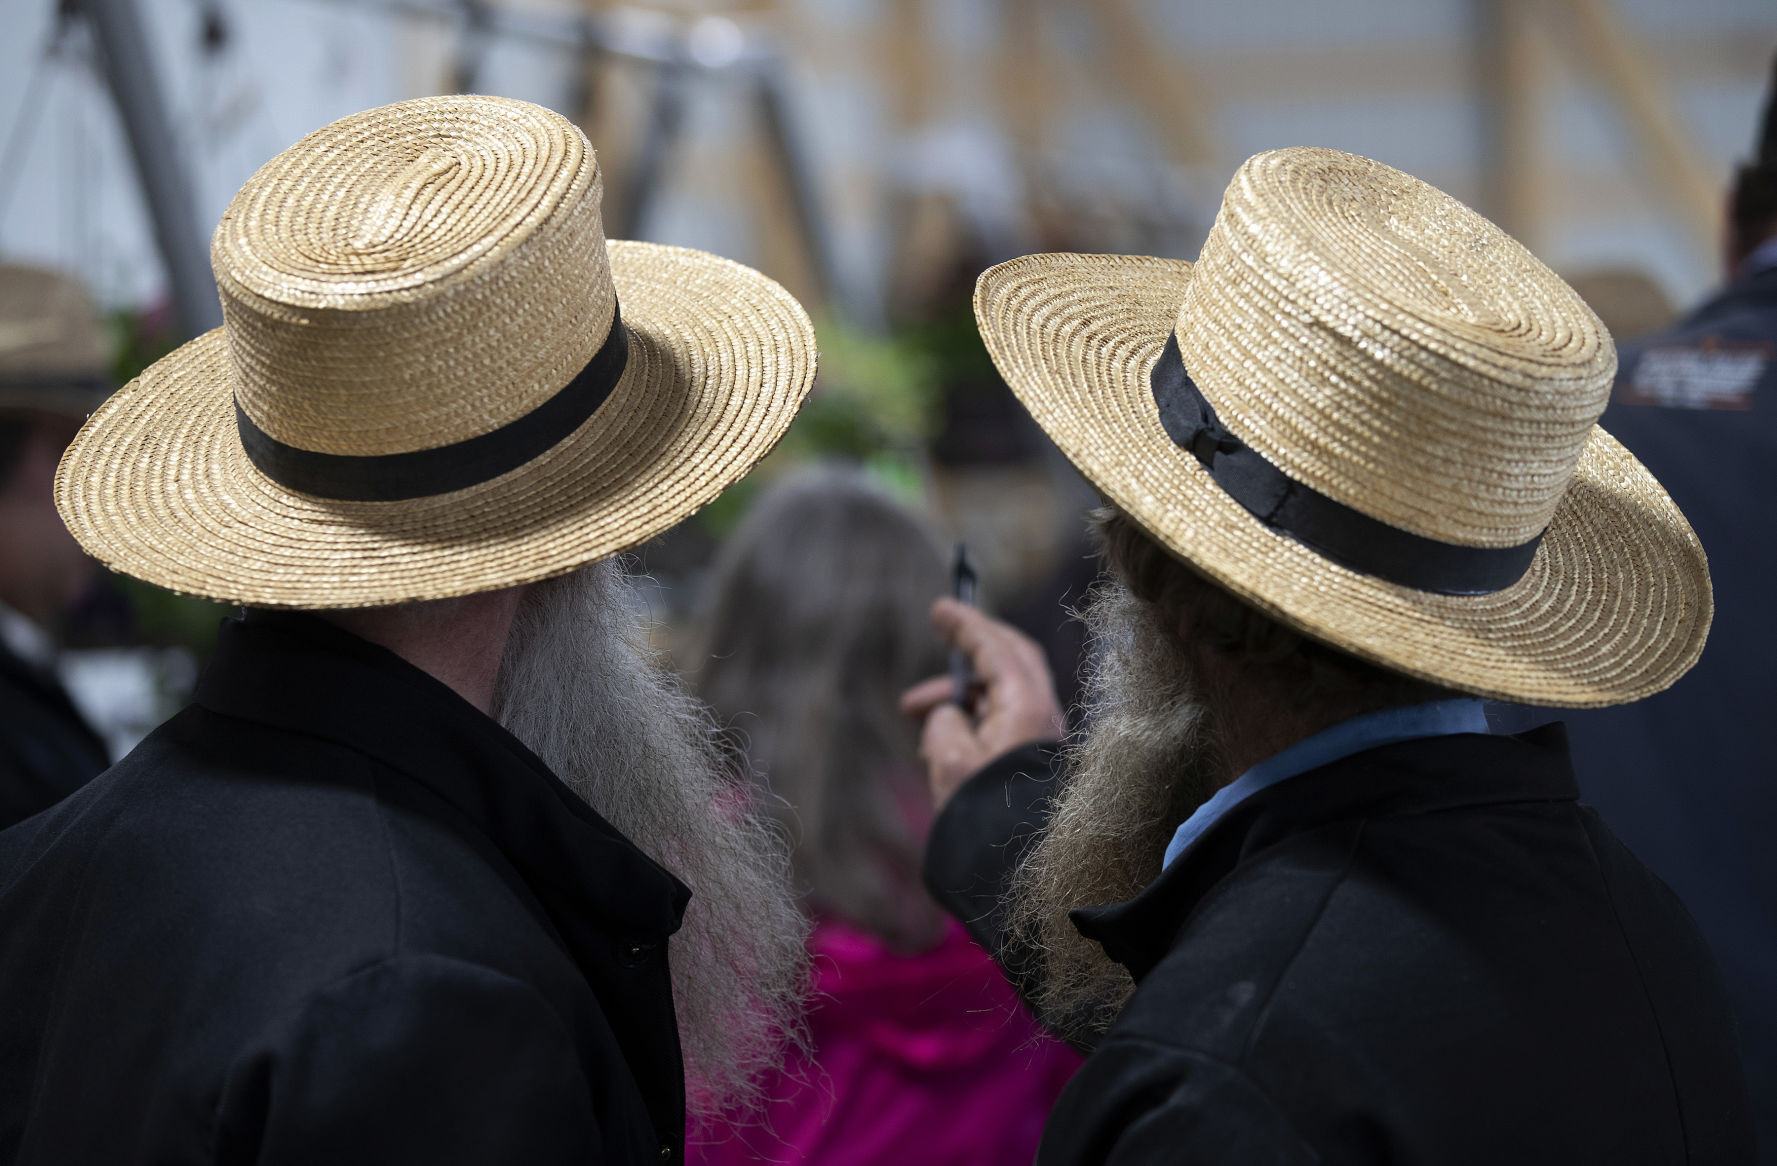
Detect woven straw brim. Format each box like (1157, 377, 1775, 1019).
(56, 240, 815, 608)
(976, 253, 1711, 708)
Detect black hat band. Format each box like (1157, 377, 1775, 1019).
(235, 302, 629, 502)
(1149, 333, 1543, 596)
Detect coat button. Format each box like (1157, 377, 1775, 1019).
(659, 1146, 673, 1161)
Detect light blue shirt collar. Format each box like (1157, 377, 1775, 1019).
(1161, 699, 1491, 870)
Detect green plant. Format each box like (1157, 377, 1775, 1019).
(693, 313, 946, 534)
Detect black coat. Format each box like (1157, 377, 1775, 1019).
(1560, 265, 1777, 1156)
(0, 611, 691, 1165)
(0, 639, 108, 830)
(924, 726, 1756, 1164)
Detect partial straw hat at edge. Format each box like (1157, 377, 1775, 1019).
(0, 264, 112, 414)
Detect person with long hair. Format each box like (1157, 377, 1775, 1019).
(686, 465, 1078, 1166)
(0, 97, 816, 1163)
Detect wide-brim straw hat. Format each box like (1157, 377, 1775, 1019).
(0, 264, 113, 415)
(975, 148, 1709, 708)
(55, 95, 815, 608)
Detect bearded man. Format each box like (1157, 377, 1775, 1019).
(905, 149, 1755, 1163)
(0, 97, 811, 1164)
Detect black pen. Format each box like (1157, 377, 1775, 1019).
(949, 543, 977, 708)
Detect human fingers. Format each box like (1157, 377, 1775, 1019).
(899, 674, 955, 718)
(918, 703, 989, 810)
(975, 665, 1066, 752)
(931, 599, 1045, 683)
(933, 601, 1057, 710)
(927, 598, 1064, 747)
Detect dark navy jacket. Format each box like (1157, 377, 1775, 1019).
(0, 640, 107, 830)
(1564, 263, 1777, 1157)
(926, 730, 1754, 1164)
(0, 612, 690, 1164)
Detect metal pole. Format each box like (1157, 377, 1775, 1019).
(78, 0, 223, 338)
(448, 0, 493, 94)
(753, 68, 837, 311)
(614, 62, 688, 240)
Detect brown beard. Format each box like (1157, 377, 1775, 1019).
(491, 561, 809, 1122)
(1005, 577, 1224, 1044)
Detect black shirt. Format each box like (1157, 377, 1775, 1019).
(925, 727, 1755, 1164)
(0, 638, 108, 830)
(1563, 264, 1777, 1157)
(0, 611, 690, 1164)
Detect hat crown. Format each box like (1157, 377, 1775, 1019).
(213, 95, 614, 459)
(1176, 148, 1615, 548)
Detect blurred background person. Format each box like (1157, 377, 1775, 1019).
(685, 465, 1077, 1166)
(0, 264, 109, 829)
(1559, 50, 1777, 1157)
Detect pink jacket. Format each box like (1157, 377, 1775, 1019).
(689, 918, 1079, 1166)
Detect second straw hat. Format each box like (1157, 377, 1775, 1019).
(56, 95, 816, 609)
(974, 148, 1710, 709)
(0, 264, 113, 416)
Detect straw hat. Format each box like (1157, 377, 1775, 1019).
(975, 148, 1709, 708)
(0, 264, 112, 415)
(54, 96, 816, 608)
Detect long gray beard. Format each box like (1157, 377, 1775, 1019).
(1005, 578, 1223, 1044)
(492, 561, 809, 1122)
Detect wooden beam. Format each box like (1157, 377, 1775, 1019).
(994, 0, 1050, 163)
(1087, 0, 1220, 171)
(1475, 0, 1545, 246)
(777, 21, 1769, 102)
(885, 0, 935, 129)
(1542, 0, 1720, 264)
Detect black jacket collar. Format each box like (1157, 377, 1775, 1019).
(1635, 263, 1777, 349)
(1730, 260, 1777, 301)
(1072, 724, 1579, 981)
(193, 611, 690, 942)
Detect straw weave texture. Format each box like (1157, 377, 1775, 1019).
(1178, 149, 1616, 547)
(218, 96, 614, 456)
(974, 152, 1710, 708)
(56, 97, 817, 608)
